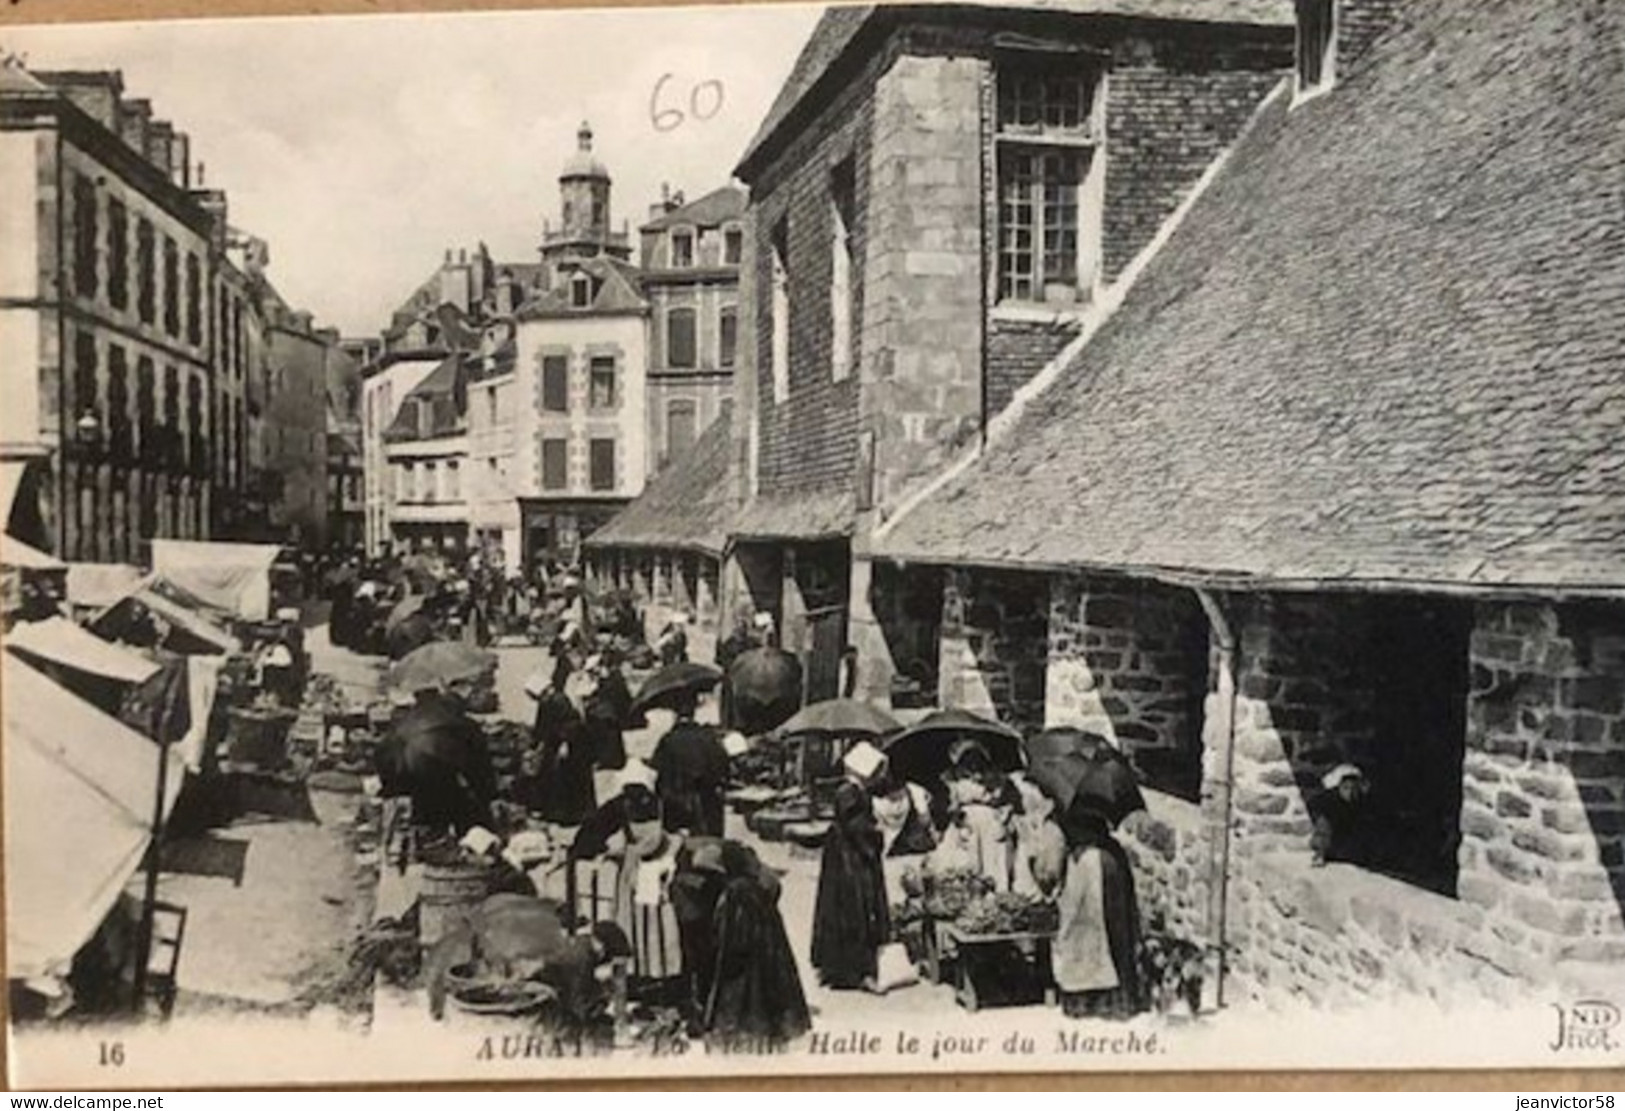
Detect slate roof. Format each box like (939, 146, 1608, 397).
(584, 413, 735, 557)
(733, 487, 857, 543)
(878, 0, 1625, 596)
(383, 354, 465, 443)
(737, 0, 1292, 178)
(642, 186, 748, 232)
(516, 257, 647, 319)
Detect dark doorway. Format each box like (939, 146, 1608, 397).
(1362, 595, 1472, 897)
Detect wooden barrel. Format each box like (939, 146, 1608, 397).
(419, 861, 495, 949)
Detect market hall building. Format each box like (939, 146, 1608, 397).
(874, 0, 1625, 1005)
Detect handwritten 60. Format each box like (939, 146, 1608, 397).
(650, 73, 725, 133)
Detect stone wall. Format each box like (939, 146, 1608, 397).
(937, 566, 1049, 733)
(1120, 794, 1210, 948)
(1457, 601, 1625, 973)
(864, 52, 988, 518)
(985, 317, 1081, 418)
(1046, 574, 1208, 801)
(1218, 595, 1625, 1007)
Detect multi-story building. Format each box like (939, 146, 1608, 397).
(261, 297, 333, 548)
(326, 336, 365, 552)
(872, 0, 1625, 1010)
(511, 256, 648, 570)
(382, 353, 469, 553)
(639, 185, 744, 473)
(714, 0, 1292, 704)
(1, 62, 222, 562)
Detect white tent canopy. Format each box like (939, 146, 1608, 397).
(5, 617, 162, 684)
(66, 562, 144, 612)
(1, 533, 66, 571)
(3, 655, 187, 982)
(149, 540, 283, 621)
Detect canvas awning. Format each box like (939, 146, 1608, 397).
(5, 617, 162, 684)
(66, 563, 144, 611)
(3, 655, 186, 981)
(150, 540, 283, 621)
(89, 583, 241, 656)
(1, 534, 66, 572)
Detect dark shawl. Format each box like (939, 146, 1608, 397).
(810, 778, 890, 988)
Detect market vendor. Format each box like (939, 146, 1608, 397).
(927, 741, 1015, 892)
(811, 740, 891, 992)
(648, 689, 730, 838)
(1309, 763, 1388, 869)
(668, 836, 810, 1047)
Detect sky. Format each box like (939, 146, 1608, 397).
(2, 2, 824, 335)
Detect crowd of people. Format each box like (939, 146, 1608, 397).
(339, 544, 1161, 1045)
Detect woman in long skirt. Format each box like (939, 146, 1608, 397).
(524, 654, 598, 826)
(1051, 798, 1145, 1020)
(810, 741, 891, 991)
(669, 837, 810, 1047)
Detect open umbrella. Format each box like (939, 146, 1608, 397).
(631, 661, 722, 715)
(390, 640, 497, 693)
(882, 707, 1024, 787)
(1024, 727, 1146, 828)
(777, 698, 899, 738)
(725, 647, 804, 736)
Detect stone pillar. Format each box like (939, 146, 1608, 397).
(937, 566, 1048, 732)
(1459, 600, 1625, 969)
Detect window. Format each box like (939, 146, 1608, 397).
(571, 273, 592, 308)
(541, 437, 568, 490)
(770, 218, 789, 403)
(399, 463, 413, 502)
(589, 438, 615, 491)
(830, 159, 857, 380)
(719, 305, 738, 369)
(136, 356, 155, 462)
(186, 375, 205, 475)
(107, 199, 129, 310)
(723, 226, 743, 266)
(232, 299, 245, 379)
(486, 386, 498, 425)
(541, 355, 569, 412)
(72, 174, 98, 300)
(162, 236, 180, 337)
(667, 307, 697, 369)
(667, 399, 697, 461)
(670, 229, 694, 269)
(589, 356, 617, 409)
(185, 254, 202, 345)
(107, 345, 132, 461)
(996, 63, 1104, 304)
(162, 366, 181, 469)
(1295, 0, 1336, 95)
(424, 460, 438, 502)
(136, 219, 155, 325)
(446, 460, 460, 501)
(73, 331, 98, 430)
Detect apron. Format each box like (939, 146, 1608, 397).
(1052, 846, 1119, 993)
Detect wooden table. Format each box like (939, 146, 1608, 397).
(939, 924, 1057, 1012)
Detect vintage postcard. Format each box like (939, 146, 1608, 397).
(2, 0, 1623, 1090)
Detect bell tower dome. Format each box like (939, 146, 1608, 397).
(560, 121, 611, 240)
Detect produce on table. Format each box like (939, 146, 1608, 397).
(953, 890, 1059, 936)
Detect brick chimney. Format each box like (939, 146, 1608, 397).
(119, 98, 152, 157)
(168, 131, 191, 189)
(36, 71, 122, 131)
(146, 120, 175, 180)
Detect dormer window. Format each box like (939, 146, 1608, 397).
(571, 273, 593, 308)
(1295, 0, 1336, 100)
(723, 226, 743, 266)
(671, 229, 695, 269)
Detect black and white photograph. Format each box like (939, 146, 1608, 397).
(1, 0, 1622, 1088)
